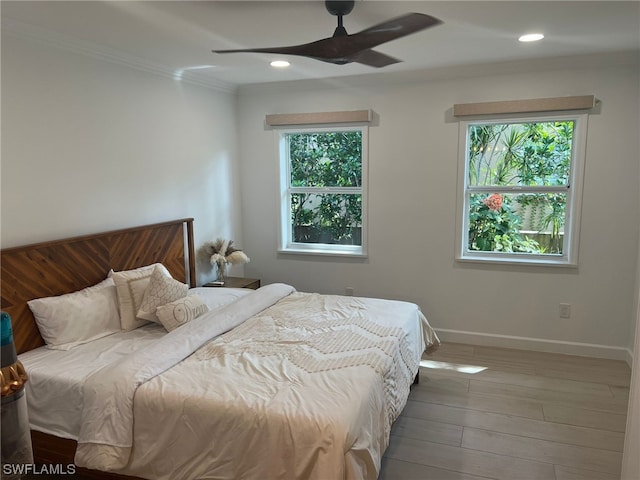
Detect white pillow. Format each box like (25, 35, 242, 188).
(137, 266, 188, 323)
(156, 295, 209, 332)
(28, 277, 120, 350)
(111, 263, 171, 331)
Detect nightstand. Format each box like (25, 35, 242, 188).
(203, 277, 261, 290)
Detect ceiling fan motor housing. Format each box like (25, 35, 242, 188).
(325, 1, 355, 17)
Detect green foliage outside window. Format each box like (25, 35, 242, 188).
(288, 131, 363, 245)
(469, 193, 540, 253)
(468, 121, 573, 254)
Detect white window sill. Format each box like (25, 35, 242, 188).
(456, 254, 577, 268)
(278, 247, 367, 259)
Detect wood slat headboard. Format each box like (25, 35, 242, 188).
(1, 218, 196, 354)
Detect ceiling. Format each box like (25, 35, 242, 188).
(2, 1, 639, 90)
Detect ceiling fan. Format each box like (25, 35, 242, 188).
(213, 1, 442, 68)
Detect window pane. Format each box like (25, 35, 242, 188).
(468, 192, 566, 254)
(288, 131, 362, 187)
(468, 121, 573, 187)
(291, 193, 362, 245)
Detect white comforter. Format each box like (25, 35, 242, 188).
(74, 284, 438, 480)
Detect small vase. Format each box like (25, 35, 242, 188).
(215, 259, 228, 283)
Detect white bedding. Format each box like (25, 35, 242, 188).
(19, 287, 252, 439)
(20, 322, 166, 439)
(22, 285, 439, 480)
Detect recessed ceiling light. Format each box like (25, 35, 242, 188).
(519, 33, 544, 43)
(270, 60, 290, 68)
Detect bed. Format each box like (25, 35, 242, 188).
(1, 218, 439, 480)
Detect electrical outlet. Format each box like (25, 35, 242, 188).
(345, 287, 354, 296)
(559, 303, 571, 318)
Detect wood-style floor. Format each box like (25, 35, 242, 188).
(379, 343, 632, 480)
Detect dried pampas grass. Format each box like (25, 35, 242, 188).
(201, 238, 250, 267)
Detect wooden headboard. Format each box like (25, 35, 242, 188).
(1, 218, 196, 354)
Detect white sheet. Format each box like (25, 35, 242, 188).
(187, 287, 252, 311)
(20, 287, 252, 439)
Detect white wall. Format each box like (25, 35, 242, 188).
(236, 56, 640, 356)
(622, 269, 640, 477)
(1, 34, 241, 285)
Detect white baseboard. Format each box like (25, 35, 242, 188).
(436, 328, 633, 364)
(625, 348, 634, 369)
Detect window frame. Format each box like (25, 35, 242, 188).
(277, 124, 368, 257)
(455, 112, 588, 267)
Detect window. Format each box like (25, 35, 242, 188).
(278, 125, 368, 256)
(456, 113, 587, 266)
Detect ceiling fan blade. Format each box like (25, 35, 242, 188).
(214, 37, 359, 64)
(214, 34, 403, 66)
(215, 42, 360, 66)
(352, 49, 400, 68)
(345, 13, 442, 52)
(214, 46, 310, 56)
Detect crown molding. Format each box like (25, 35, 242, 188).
(2, 17, 235, 93)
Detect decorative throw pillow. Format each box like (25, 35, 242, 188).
(28, 277, 120, 350)
(111, 263, 171, 331)
(137, 266, 188, 323)
(156, 295, 209, 332)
